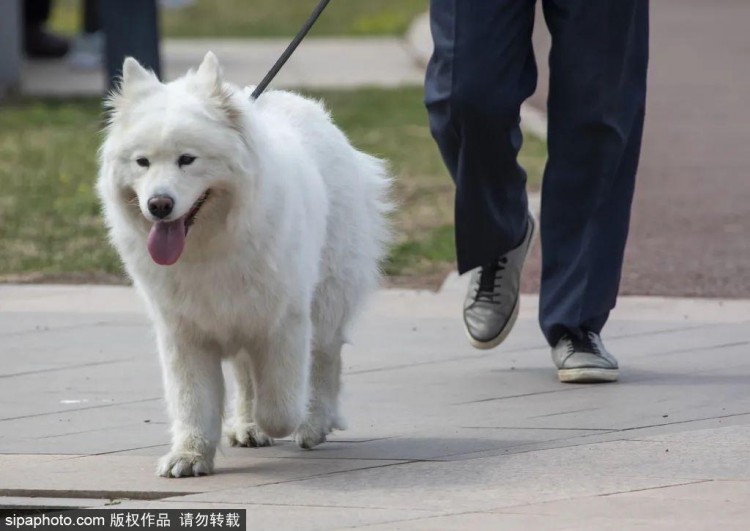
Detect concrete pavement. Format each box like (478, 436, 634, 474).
(1, 283, 749, 529)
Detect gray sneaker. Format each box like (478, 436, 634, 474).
(463, 215, 535, 349)
(552, 331, 619, 383)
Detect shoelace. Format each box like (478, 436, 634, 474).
(567, 332, 601, 355)
(475, 257, 509, 303)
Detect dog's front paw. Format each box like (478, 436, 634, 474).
(294, 423, 327, 450)
(227, 422, 274, 448)
(294, 413, 346, 450)
(157, 451, 213, 478)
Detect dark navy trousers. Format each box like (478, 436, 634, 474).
(425, 0, 649, 345)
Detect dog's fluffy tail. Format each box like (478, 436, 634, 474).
(358, 152, 394, 270)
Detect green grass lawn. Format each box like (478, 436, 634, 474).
(0, 88, 546, 286)
(50, 0, 428, 38)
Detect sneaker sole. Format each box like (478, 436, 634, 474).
(558, 368, 619, 383)
(463, 212, 536, 351)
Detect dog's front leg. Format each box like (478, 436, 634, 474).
(226, 353, 274, 448)
(156, 328, 224, 478)
(251, 311, 311, 439)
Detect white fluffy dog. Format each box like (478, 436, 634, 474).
(97, 52, 391, 477)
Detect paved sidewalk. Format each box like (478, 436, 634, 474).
(20, 37, 424, 97)
(1, 283, 749, 529)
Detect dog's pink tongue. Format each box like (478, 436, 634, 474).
(147, 219, 186, 266)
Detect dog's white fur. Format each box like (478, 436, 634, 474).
(97, 52, 391, 477)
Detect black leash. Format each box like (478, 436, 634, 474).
(251, 0, 332, 99)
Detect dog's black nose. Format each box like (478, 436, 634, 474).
(147, 195, 175, 219)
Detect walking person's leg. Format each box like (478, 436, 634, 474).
(100, 0, 161, 89)
(23, 0, 50, 26)
(425, 0, 538, 349)
(83, 0, 101, 34)
(23, 0, 70, 58)
(68, 0, 104, 70)
(540, 0, 649, 382)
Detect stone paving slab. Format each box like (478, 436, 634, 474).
(359, 481, 750, 531)
(483, 480, 750, 531)
(0, 284, 749, 528)
(168, 450, 698, 512)
(168, 425, 750, 512)
(0, 454, 407, 500)
(0, 496, 109, 511)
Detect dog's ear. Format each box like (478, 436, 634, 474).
(196, 51, 222, 89)
(190, 51, 226, 98)
(192, 52, 243, 133)
(122, 57, 159, 88)
(190, 52, 226, 100)
(104, 57, 160, 123)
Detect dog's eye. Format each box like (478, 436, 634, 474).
(136, 157, 150, 168)
(178, 154, 197, 167)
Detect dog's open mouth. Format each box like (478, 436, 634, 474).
(147, 190, 210, 266)
(185, 190, 210, 231)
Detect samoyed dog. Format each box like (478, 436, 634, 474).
(97, 52, 391, 477)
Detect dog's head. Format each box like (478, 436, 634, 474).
(99, 52, 254, 266)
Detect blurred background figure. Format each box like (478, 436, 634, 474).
(99, 0, 161, 88)
(68, 0, 193, 71)
(23, 0, 70, 58)
(68, 0, 103, 70)
(22, 0, 163, 87)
